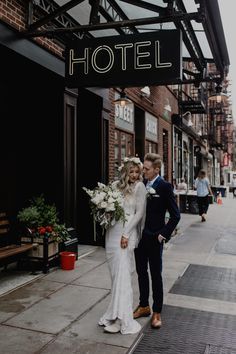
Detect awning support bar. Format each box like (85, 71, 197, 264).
(24, 11, 201, 38)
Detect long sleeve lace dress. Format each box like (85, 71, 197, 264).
(99, 181, 147, 334)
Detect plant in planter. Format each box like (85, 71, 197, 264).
(17, 195, 72, 270)
(17, 195, 70, 243)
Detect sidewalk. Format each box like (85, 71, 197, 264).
(0, 197, 236, 353)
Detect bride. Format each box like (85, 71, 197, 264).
(99, 157, 147, 334)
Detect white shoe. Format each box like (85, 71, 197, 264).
(98, 319, 113, 327)
(104, 323, 120, 333)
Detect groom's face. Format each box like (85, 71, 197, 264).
(143, 160, 160, 181)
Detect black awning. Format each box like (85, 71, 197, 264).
(17, 0, 230, 86)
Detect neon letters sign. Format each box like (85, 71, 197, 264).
(65, 30, 182, 88)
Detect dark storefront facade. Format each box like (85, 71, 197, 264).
(0, 38, 64, 224)
(0, 21, 111, 245)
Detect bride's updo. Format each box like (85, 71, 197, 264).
(117, 157, 143, 195)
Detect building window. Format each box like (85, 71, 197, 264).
(174, 128, 182, 182)
(145, 140, 158, 154)
(163, 129, 168, 180)
(114, 129, 134, 177)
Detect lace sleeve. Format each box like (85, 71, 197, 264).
(123, 182, 147, 238)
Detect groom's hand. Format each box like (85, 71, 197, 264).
(121, 235, 128, 249)
(157, 234, 166, 244)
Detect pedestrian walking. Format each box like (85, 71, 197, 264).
(195, 169, 213, 222)
(231, 174, 236, 198)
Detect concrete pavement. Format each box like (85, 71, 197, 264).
(0, 195, 236, 353)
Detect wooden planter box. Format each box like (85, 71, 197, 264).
(21, 236, 59, 273)
(21, 227, 79, 273)
(21, 236, 59, 258)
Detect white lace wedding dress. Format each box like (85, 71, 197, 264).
(99, 181, 147, 334)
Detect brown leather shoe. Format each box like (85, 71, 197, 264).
(133, 306, 151, 319)
(151, 312, 162, 328)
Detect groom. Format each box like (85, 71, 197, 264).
(134, 153, 180, 328)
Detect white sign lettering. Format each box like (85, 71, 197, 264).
(66, 30, 182, 88)
(115, 104, 134, 124)
(145, 112, 158, 142)
(69, 40, 172, 76)
(91, 45, 114, 73)
(146, 118, 157, 135)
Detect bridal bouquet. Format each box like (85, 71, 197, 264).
(83, 182, 126, 239)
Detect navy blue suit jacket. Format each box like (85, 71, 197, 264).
(143, 177, 180, 242)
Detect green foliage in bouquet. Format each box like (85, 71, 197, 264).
(83, 182, 126, 234)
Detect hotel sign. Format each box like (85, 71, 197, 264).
(65, 30, 182, 88)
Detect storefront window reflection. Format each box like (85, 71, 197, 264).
(114, 129, 134, 178)
(145, 140, 157, 154)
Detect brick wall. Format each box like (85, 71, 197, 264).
(0, 0, 64, 57)
(113, 86, 177, 182)
(158, 118, 173, 181)
(108, 89, 116, 181)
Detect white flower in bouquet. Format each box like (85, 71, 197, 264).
(97, 182, 106, 189)
(83, 182, 126, 238)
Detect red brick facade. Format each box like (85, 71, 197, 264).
(0, 0, 63, 57)
(109, 86, 178, 181)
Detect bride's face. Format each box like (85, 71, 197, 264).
(128, 166, 140, 184)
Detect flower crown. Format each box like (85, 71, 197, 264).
(118, 157, 143, 171)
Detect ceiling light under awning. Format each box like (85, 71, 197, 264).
(114, 88, 132, 107)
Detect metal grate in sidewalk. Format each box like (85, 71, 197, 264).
(130, 305, 236, 354)
(169, 264, 236, 302)
(204, 345, 236, 354)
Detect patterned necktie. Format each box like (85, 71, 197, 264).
(146, 181, 152, 190)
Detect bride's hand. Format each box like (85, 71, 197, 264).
(120, 235, 128, 249)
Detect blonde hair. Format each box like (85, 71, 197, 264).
(117, 158, 143, 195)
(144, 153, 162, 170)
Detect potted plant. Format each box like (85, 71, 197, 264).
(17, 195, 72, 269)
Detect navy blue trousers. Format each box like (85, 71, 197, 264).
(134, 234, 163, 313)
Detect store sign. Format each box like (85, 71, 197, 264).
(65, 30, 182, 87)
(181, 100, 206, 114)
(115, 103, 134, 133)
(145, 112, 158, 142)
